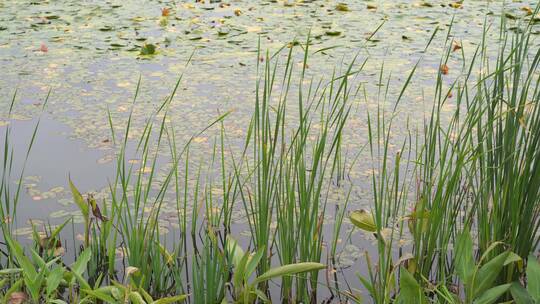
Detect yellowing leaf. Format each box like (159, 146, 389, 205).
(349, 209, 377, 232)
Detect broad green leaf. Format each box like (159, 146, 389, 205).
(82, 288, 117, 303)
(349, 210, 376, 232)
(72, 248, 92, 276)
(474, 252, 510, 296)
(473, 283, 511, 304)
(26, 270, 45, 301)
(509, 282, 534, 304)
(233, 252, 250, 289)
(358, 274, 376, 298)
(48, 217, 71, 243)
(30, 247, 47, 270)
(252, 288, 269, 302)
(526, 254, 540, 302)
(152, 295, 188, 303)
(397, 267, 428, 304)
(5, 235, 37, 279)
(129, 291, 147, 304)
(47, 265, 65, 296)
(139, 286, 154, 303)
(72, 270, 91, 291)
(226, 235, 245, 268)
(0, 268, 22, 275)
(455, 228, 474, 285)
(254, 262, 325, 284)
(245, 246, 265, 279)
(69, 178, 89, 220)
(503, 252, 522, 266)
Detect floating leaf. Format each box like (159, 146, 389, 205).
(452, 41, 462, 52)
(440, 64, 449, 75)
(336, 3, 350, 12)
(505, 13, 518, 20)
(521, 6, 533, 16)
(367, 4, 377, 10)
(325, 30, 342, 36)
(159, 17, 168, 26)
(140, 43, 156, 55)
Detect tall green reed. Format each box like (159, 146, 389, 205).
(473, 11, 540, 281)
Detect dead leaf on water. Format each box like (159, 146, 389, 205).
(140, 166, 153, 174)
(440, 64, 449, 75)
(521, 6, 533, 16)
(452, 41, 462, 52)
(193, 137, 207, 143)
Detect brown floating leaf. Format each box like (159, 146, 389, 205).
(440, 64, 449, 75)
(161, 7, 170, 17)
(452, 41, 462, 52)
(521, 6, 533, 16)
(449, 2, 462, 9)
(234, 9, 242, 16)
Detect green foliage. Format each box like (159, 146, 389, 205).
(455, 229, 519, 303)
(1, 11, 540, 302)
(226, 236, 325, 303)
(349, 209, 377, 233)
(396, 267, 428, 304)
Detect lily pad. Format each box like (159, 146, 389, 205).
(139, 43, 156, 55)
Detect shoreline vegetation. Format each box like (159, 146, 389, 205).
(1, 9, 540, 304)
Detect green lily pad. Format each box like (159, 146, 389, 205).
(140, 43, 156, 55)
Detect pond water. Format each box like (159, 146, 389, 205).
(1, 0, 539, 301)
